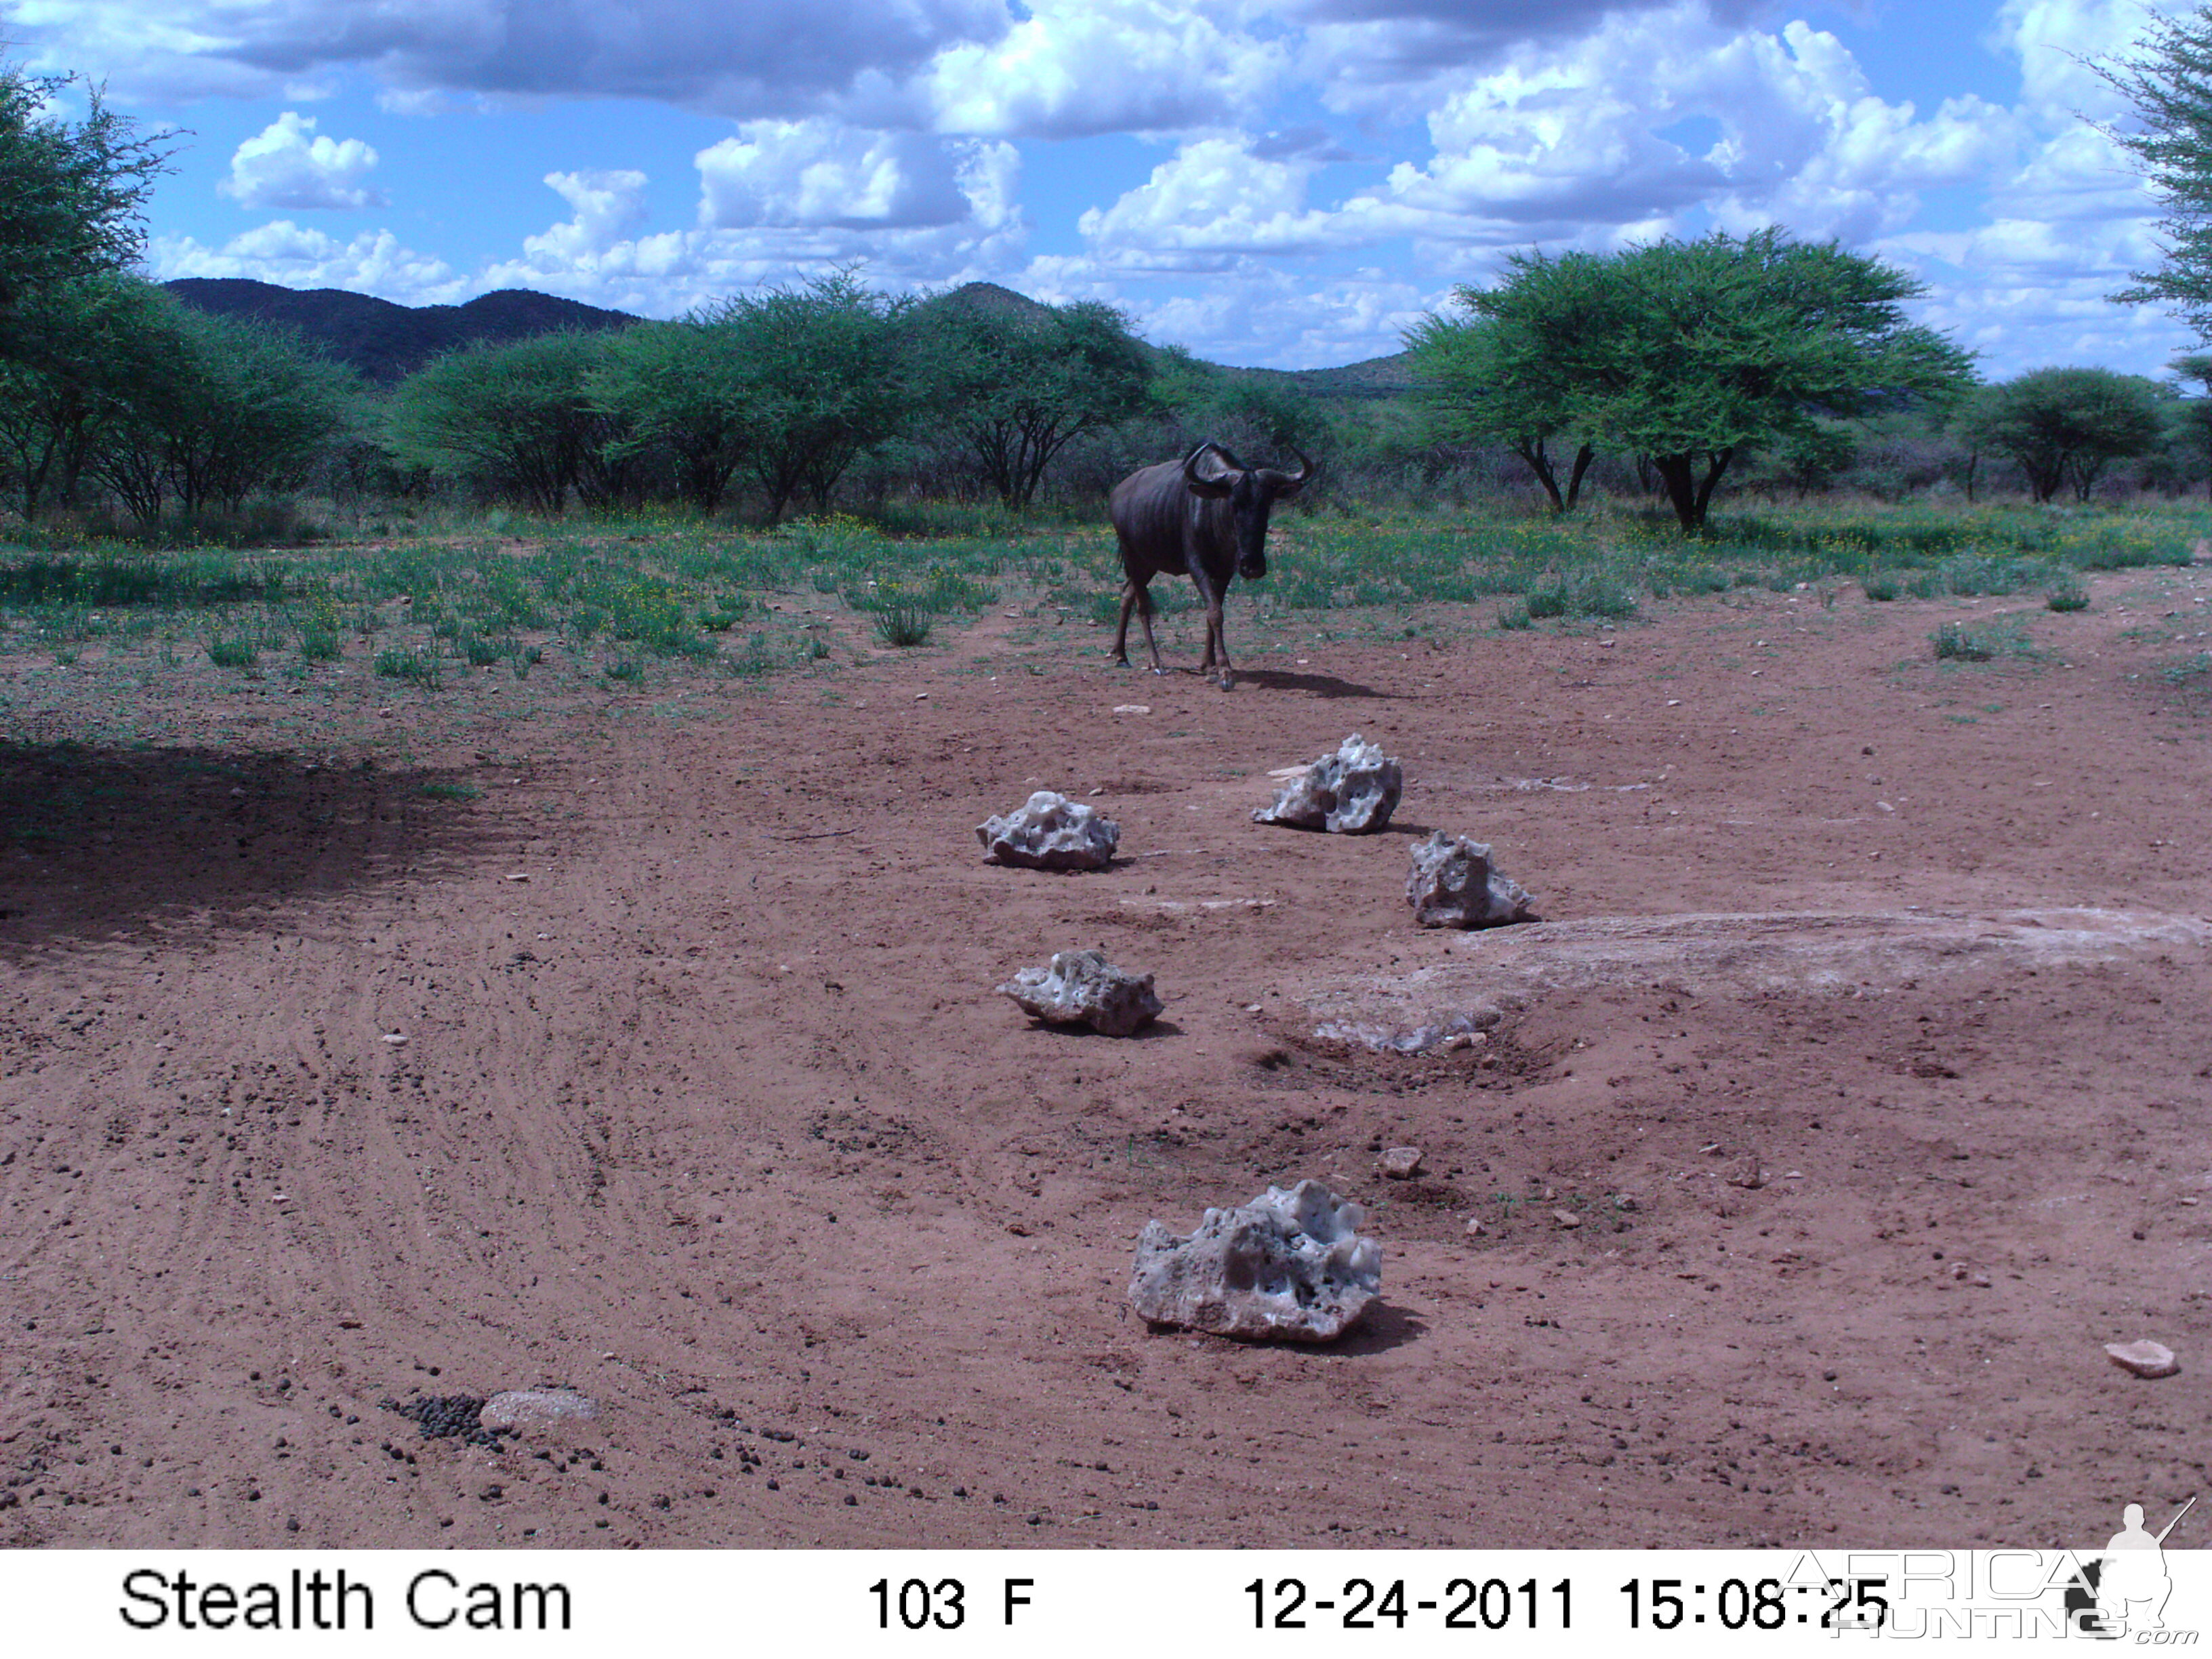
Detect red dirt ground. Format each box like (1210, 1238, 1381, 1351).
(4, 567, 2211, 1550)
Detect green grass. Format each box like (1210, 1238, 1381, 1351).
(2046, 578, 2091, 612)
(874, 605, 932, 647)
(3, 496, 2200, 703)
(1523, 570, 1638, 620)
(420, 781, 481, 801)
(2159, 651, 2212, 689)
(374, 647, 440, 688)
(0, 553, 286, 609)
(206, 636, 258, 671)
(1932, 617, 2037, 661)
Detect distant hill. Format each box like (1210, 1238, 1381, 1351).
(161, 277, 1412, 398)
(1231, 355, 1415, 402)
(916, 279, 1057, 323)
(161, 280, 639, 384)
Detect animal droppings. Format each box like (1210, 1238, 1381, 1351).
(977, 791, 1120, 871)
(998, 949, 1162, 1037)
(1130, 1180, 1380, 1343)
(382, 1393, 512, 1449)
(1253, 734, 1402, 834)
(1406, 832, 1538, 929)
(2105, 1340, 2179, 1378)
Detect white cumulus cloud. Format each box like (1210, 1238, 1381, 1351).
(1076, 137, 1337, 265)
(697, 120, 975, 229)
(1066, 8, 2020, 279)
(471, 133, 1026, 314)
(525, 169, 651, 260)
(925, 0, 1289, 138)
(150, 220, 468, 304)
(219, 111, 385, 210)
(1337, 10, 2020, 254)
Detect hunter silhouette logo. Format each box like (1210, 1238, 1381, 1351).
(2061, 1496, 2195, 1637)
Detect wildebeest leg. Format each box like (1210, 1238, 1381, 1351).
(1112, 577, 1140, 665)
(1208, 598, 1235, 688)
(1133, 581, 1166, 673)
(1191, 567, 1234, 687)
(1114, 577, 1164, 672)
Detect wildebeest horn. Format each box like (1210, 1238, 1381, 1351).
(1183, 441, 1242, 497)
(1256, 447, 1314, 495)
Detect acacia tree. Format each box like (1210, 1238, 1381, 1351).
(0, 66, 172, 353)
(2171, 352, 2212, 498)
(68, 291, 352, 527)
(0, 273, 161, 518)
(2100, 10, 2212, 332)
(168, 310, 355, 513)
(702, 272, 919, 521)
(1406, 254, 1609, 512)
(1953, 368, 2167, 503)
(586, 317, 752, 514)
(385, 332, 628, 513)
(1425, 231, 1972, 531)
(1151, 346, 1332, 468)
(922, 295, 1153, 508)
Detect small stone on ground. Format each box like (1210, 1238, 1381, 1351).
(480, 1387, 600, 1427)
(2105, 1340, 2179, 1378)
(998, 949, 1162, 1036)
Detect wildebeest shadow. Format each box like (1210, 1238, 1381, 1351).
(1235, 668, 1401, 699)
(0, 741, 520, 950)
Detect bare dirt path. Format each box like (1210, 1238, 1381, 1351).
(5, 570, 2211, 1549)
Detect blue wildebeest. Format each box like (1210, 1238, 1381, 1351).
(1109, 441, 1313, 689)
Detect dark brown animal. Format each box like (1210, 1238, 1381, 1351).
(1109, 441, 1313, 688)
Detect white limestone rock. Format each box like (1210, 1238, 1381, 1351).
(977, 790, 1120, 870)
(1253, 734, 1403, 834)
(2106, 1339, 2179, 1379)
(480, 1389, 600, 1429)
(1406, 831, 1537, 928)
(998, 949, 1162, 1036)
(1129, 1180, 1381, 1343)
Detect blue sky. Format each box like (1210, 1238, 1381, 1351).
(7, 0, 2201, 376)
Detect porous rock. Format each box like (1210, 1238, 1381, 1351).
(977, 791, 1120, 871)
(998, 949, 1162, 1036)
(2105, 1339, 2179, 1379)
(1129, 1180, 1380, 1343)
(1253, 734, 1402, 834)
(1406, 830, 1537, 928)
(480, 1388, 600, 1429)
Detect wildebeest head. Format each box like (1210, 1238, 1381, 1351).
(1182, 441, 1315, 581)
